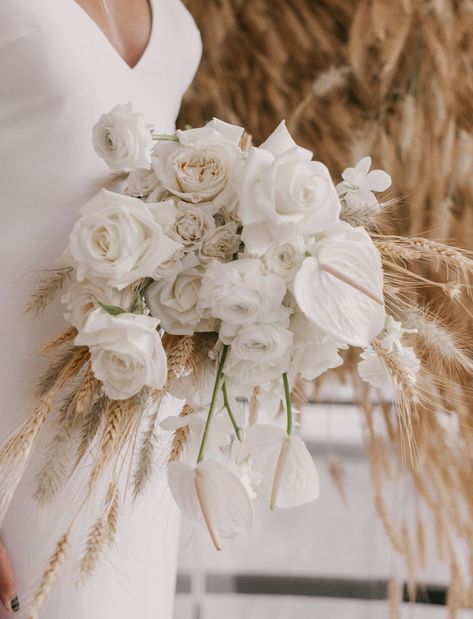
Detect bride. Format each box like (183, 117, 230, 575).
(0, 0, 201, 616)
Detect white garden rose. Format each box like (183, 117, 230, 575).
(152, 118, 244, 213)
(125, 167, 161, 198)
(199, 259, 286, 339)
(174, 202, 216, 249)
(235, 121, 341, 254)
(61, 277, 135, 330)
(199, 222, 240, 263)
(74, 308, 167, 400)
(145, 256, 215, 335)
(225, 322, 293, 385)
(92, 103, 153, 171)
(261, 237, 305, 282)
(69, 190, 181, 290)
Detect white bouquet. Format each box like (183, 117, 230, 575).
(3, 103, 471, 615)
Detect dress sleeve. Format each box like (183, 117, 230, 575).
(0, 0, 37, 49)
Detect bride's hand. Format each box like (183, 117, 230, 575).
(0, 539, 18, 613)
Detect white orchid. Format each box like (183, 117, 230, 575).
(337, 156, 391, 209)
(358, 315, 420, 391)
(167, 459, 254, 549)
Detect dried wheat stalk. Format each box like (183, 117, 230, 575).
(25, 268, 73, 316)
(168, 404, 193, 463)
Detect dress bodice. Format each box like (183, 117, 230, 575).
(0, 0, 202, 275)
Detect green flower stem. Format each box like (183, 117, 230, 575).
(197, 345, 229, 463)
(222, 381, 243, 442)
(282, 373, 293, 437)
(151, 133, 179, 142)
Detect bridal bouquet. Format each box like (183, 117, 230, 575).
(2, 103, 473, 615)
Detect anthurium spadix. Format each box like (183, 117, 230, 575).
(167, 459, 254, 550)
(239, 425, 320, 510)
(294, 223, 385, 347)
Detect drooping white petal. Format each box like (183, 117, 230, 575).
(293, 232, 385, 347)
(357, 348, 392, 389)
(260, 120, 313, 160)
(239, 425, 320, 509)
(168, 459, 254, 547)
(366, 169, 392, 192)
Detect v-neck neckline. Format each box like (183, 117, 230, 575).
(72, 0, 157, 71)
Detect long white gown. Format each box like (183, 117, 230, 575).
(0, 1, 202, 617)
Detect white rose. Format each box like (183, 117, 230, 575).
(235, 121, 341, 254)
(152, 118, 244, 213)
(199, 259, 286, 337)
(261, 237, 305, 282)
(125, 168, 160, 198)
(146, 256, 215, 335)
(199, 223, 240, 263)
(69, 189, 181, 290)
(61, 277, 135, 330)
(92, 103, 153, 171)
(290, 313, 345, 381)
(225, 322, 293, 385)
(75, 308, 167, 400)
(174, 202, 216, 249)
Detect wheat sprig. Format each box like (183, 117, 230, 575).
(168, 404, 193, 463)
(40, 326, 78, 354)
(25, 268, 73, 316)
(28, 528, 71, 618)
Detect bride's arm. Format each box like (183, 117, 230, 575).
(0, 539, 17, 613)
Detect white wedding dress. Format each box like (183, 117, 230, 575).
(0, 1, 201, 617)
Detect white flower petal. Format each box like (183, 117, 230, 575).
(355, 156, 372, 175)
(293, 232, 385, 347)
(260, 121, 313, 160)
(357, 349, 392, 390)
(366, 169, 392, 192)
(239, 425, 320, 509)
(168, 459, 254, 542)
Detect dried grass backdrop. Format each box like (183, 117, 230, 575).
(180, 0, 473, 611)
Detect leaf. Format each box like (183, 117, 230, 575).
(95, 299, 128, 316)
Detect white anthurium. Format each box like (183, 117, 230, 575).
(239, 425, 320, 510)
(167, 459, 254, 549)
(290, 313, 346, 381)
(236, 121, 341, 254)
(337, 156, 392, 209)
(293, 222, 385, 347)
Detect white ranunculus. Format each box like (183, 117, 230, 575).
(92, 103, 153, 171)
(239, 425, 320, 509)
(290, 313, 345, 381)
(69, 189, 181, 290)
(145, 256, 215, 335)
(293, 221, 385, 347)
(74, 308, 167, 399)
(173, 202, 216, 249)
(261, 237, 305, 282)
(125, 167, 161, 198)
(225, 322, 293, 385)
(152, 118, 244, 213)
(235, 121, 341, 254)
(199, 222, 241, 263)
(199, 259, 287, 334)
(167, 459, 254, 547)
(61, 278, 135, 330)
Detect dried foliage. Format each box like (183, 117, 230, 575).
(25, 268, 73, 316)
(180, 0, 473, 606)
